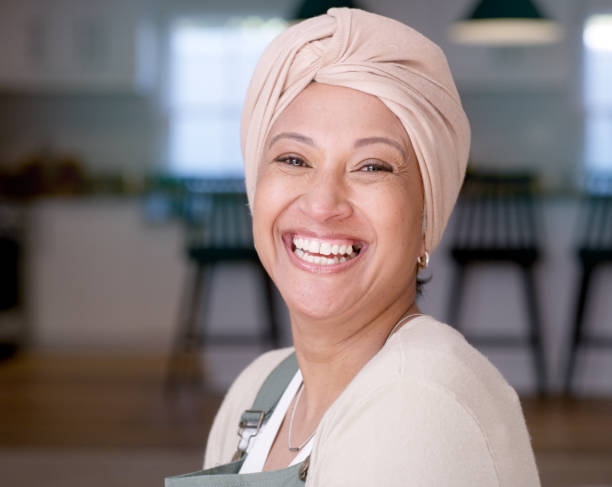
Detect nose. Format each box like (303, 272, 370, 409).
(297, 170, 353, 222)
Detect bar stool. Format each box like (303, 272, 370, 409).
(165, 178, 280, 390)
(0, 203, 24, 361)
(447, 171, 547, 395)
(564, 174, 612, 395)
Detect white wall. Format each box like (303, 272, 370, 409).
(0, 94, 160, 176)
(25, 198, 187, 350)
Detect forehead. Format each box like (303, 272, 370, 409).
(267, 83, 411, 146)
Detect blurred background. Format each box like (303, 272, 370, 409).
(0, 0, 611, 485)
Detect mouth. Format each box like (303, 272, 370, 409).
(284, 233, 365, 269)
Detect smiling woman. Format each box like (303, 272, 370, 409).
(254, 84, 423, 328)
(165, 7, 540, 487)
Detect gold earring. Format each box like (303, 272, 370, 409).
(417, 251, 430, 269)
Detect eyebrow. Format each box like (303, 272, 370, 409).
(267, 132, 407, 160)
(354, 137, 407, 161)
(267, 132, 316, 149)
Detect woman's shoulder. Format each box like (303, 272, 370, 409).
(309, 315, 539, 486)
(203, 347, 294, 468)
(357, 315, 525, 439)
(377, 314, 518, 403)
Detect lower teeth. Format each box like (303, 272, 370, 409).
(294, 248, 354, 265)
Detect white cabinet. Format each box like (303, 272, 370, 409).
(0, 0, 156, 93)
(27, 198, 186, 350)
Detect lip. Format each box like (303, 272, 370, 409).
(282, 231, 367, 274)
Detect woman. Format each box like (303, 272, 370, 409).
(167, 7, 540, 487)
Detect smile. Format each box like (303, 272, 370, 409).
(291, 235, 363, 266)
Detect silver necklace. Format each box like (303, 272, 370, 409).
(286, 311, 424, 452)
(287, 381, 312, 451)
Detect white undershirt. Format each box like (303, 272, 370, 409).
(239, 370, 314, 474)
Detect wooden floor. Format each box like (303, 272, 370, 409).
(1, 352, 611, 487)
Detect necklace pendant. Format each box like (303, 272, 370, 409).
(288, 446, 300, 452)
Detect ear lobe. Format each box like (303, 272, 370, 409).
(419, 236, 426, 257)
(416, 236, 429, 270)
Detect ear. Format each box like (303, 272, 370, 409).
(419, 235, 426, 259)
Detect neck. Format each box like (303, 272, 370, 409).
(289, 297, 421, 422)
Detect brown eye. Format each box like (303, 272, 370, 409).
(359, 161, 393, 172)
(275, 156, 308, 167)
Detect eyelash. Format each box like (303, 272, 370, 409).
(274, 155, 393, 173)
(359, 161, 393, 173)
(275, 155, 309, 167)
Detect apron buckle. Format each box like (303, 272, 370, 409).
(232, 409, 266, 461)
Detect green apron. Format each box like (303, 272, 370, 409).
(166, 352, 308, 487)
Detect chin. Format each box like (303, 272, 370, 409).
(282, 285, 356, 323)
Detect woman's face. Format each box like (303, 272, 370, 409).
(253, 83, 425, 323)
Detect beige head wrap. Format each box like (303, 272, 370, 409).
(241, 8, 470, 253)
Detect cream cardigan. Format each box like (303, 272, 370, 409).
(204, 315, 540, 486)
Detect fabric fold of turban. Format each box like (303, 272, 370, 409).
(241, 7, 470, 253)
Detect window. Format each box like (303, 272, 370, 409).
(166, 18, 286, 176)
(583, 15, 612, 172)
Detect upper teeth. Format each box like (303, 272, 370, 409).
(293, 237, 355, 256)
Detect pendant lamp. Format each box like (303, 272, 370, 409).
(292, 0, 359, 20)
(450, 0, 562, 45)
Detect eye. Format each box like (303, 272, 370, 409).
(358, 160, 393, 173)
(275, 155, 309, 168)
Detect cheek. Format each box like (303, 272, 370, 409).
(251, 171, 297, 259)
(252, 181, 274, 254)
(369, 188, 422, 254)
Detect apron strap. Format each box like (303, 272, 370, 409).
(232, 351, 299, 461)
